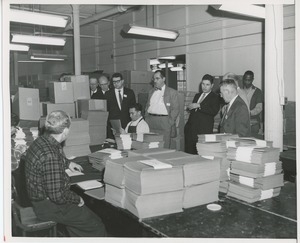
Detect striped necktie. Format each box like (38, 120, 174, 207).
(118, 90, 123, 109)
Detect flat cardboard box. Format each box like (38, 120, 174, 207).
(64, 75, 90, 101)
(49, 82, 74, 104)
(11, 87, 40, 121)
(77, 99, 107, 116)
(81, 110, 109, 126)
(42, 102, 75, 118)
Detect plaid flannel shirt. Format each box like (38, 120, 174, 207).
(25, 134, 80, 204)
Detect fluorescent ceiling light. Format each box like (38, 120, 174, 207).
(10, 9, 69, 28)
(30, 52, 67, 61)
(123, 24, 179, 40)
(9, 44, 29, 51)
(11, 34, 66, 46)
(158, 63, 174, 69)
(158, 56, 176, 60)
(170, 67, 184, 71)
(150, 59, 160, 65)
(213, 4, 265, 19)
(18, 60, 45, 63)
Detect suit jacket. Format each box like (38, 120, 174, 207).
(145, 86, 180, 126)
(106, 87, 136, 128)
(91, 87, 107, 100)
(219, 96, 251, 137)
(185, 91, 220, 134)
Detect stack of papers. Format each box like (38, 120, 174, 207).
(196, 141, 227, 158)
(104, 156, 148, 208)
(226, 137, 273, 148)
(63, 119, 91, 157)
(115, 134, 132, 150)
(124, 161, 183, 195)
(227, 146, 280, 165)
(77, 180, 103, 190)
(127, 148, 175, 157)
(131, 141, 164, 150)
(167, 156, 220, 208)
(197, 133, 239, 143)
(124, 188, 183, 220)
(130, 133, 164, 143)
(227, 182, 281, 203)
(88, 148, 127, 172)
(146, 151, 192, 161)
(219, 158, 231, 193)
(65, 167, 102, 185)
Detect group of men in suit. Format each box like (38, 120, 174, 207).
(89, 69, 262, 153)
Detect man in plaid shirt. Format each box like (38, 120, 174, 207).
(25, 110, 106, 237)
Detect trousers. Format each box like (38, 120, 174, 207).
(32, 199, 106, 237)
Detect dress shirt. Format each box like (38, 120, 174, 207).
(196, 91, 211, 103)
(114, 88, 124, 110)
(228, 94, 239, 112)
(25, 134, 80, 204)
(147, 85, 168, 115)
(91, 89, 97, 97)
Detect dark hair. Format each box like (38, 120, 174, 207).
(129, 103, 143, 112)
(111, 72, 123, 81)
(220, 79, 237, 89)
(45, 110, 71, 134)
(243, 70, 254, 79)
(154, 70, 165, 78)
(202, 74, 214, 84)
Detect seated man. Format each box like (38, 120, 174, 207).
(25, 110, 106, 237)
(123, 103, 150, 135)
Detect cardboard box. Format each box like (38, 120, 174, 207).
(64, 75, 90, 101)
(42, 102, 75, 118)
(89, 125, 107, 145)
(49, 82, 74, 103)
(77, 99, 107, 116)
(81, 110, 109, 126)
(11, 87, 40, 121)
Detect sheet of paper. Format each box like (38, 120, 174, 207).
(65, 168, 84, 177)
(110, 119, 122, 133)
(139, 159, 172, 169)
(77, 180, 104, 190)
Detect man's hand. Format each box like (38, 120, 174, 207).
(78, 197, 85, 207)
(69, 161, 83, 172)
(188, 103, 200, 110)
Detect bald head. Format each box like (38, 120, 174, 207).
(99, 75, 109, 92)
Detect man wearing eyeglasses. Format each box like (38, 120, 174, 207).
(106, 72, 136, 138)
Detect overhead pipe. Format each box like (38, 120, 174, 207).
(65, 5, 139, 31)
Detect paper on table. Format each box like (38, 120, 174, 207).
(65, 168, 84, 177)
(77, 180, 104, 190)
(139, 159, 172, 169)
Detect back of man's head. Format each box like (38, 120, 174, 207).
(223, 72, 239, 88)
(45, 110, 71, 134)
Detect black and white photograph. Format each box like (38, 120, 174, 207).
(2, 0, 298, 242)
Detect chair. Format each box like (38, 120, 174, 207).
(11, 156, 57, 237)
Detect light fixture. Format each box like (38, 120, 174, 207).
(18, 60, 45, 63)
(9, 44, 29, 51)
(158, 56, 176, 60)
(10, 9, 69, 28)
(122, 24, 179, 40)
(170, 67, 184, 72)
(158, 63, 174, 69)
(150, 59, 160, 65)
(212, 4, 265, 19)
(11, 34, 66, 46)
(30, 52, 67, 61)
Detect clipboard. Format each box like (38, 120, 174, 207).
(110, 119, 122, 133)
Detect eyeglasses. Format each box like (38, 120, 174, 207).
(112, 79, 122, 84)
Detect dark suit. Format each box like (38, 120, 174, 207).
(91, 87, 107, 100)
(184, 92, 220, 154)
(106, 88, 136, 137)
(219, 95, 251, 137)
(145, 86, 179, 148)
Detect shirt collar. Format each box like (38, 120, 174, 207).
(44, 133, 62, 147)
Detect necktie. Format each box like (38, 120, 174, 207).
(221, 104, 229, 124)
(198, 93, 206, 103)
(155, 87, 162, 91)
(118, 90, 123, 109)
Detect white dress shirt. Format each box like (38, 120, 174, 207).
(114, 88, 124, 110)
(147, 85, 168, 115)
